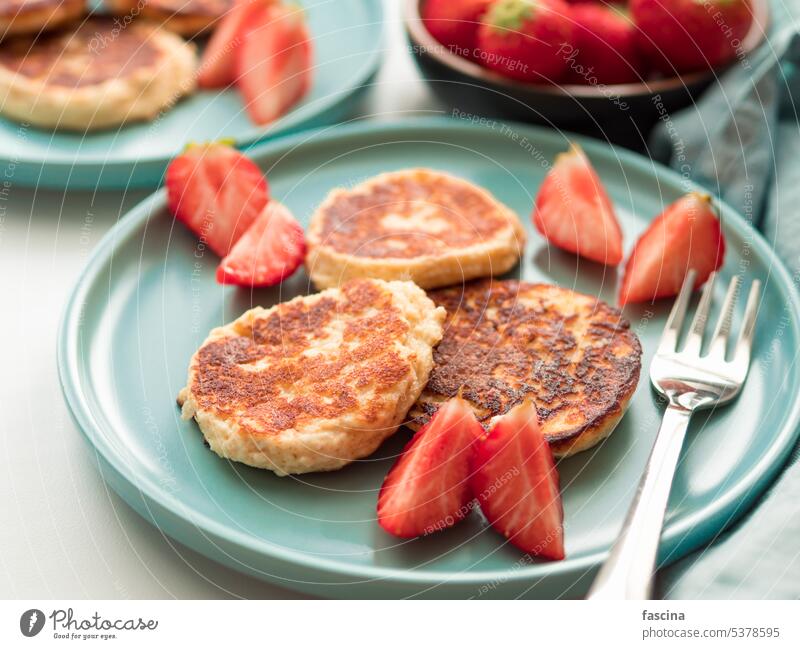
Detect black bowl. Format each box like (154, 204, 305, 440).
(404, 0, 769, 142)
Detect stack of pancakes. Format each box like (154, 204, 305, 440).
(0, 1, 227, 130)
(181, 168, 642, 475)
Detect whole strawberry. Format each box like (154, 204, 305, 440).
(567, 4, 644, 85)
(421, 0, 495, 57)
(476, 0, 576, 82)
(630, 0, 753, 74)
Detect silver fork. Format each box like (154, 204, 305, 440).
(587, 270, 761, 599)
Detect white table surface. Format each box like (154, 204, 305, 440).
(0, 1, 445, 599)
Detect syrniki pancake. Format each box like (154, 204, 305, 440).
(0, 0, 83, 37)
(410, 280, 642, 457)
(305, 168, 526, 290)
(0, 18, 196, 130)
(178, 279, 446, 476)
(104, 0, 233, 37)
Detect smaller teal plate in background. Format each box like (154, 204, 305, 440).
(58, 118, 800, 598)
(0, 1, 383, 189)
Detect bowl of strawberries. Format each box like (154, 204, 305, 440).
(405, 0, 768, 131)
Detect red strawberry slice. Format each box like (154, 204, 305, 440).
(166, 142, 269, 257)
(216, 200, 306, 287)
(198, 0, 272, 89)
(619, 192, 725, 305)
(533, 143, 623, 266)
(470, 399, 564, 559)
(377, 397, 484, 538)
(236, 3, 313, 125)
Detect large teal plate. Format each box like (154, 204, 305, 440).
(1, 1, 383, 190)
(58, 118, 800, 598)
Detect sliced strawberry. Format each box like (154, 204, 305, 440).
(533, 143, 623, 265)
(198, 0, 273, 89)
(377, 397, 484, 539)
(470, 399, 564, 559)
(166, 142, 269, 257)
(216, 200, 306, 287)
(619, 192, 725, 305)
(236, 3, 313, 125)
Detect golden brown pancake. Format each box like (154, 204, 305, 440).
(305, 168, 526, 290)
(0, 17, 196, 130)
(104, 0, 233, 36)
(409, 280, 642, 457)
(178, 279, 446, 476)
(0, 19, 160, 87)
(0, 0, 83, 38)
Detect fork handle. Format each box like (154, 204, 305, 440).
(586, 403, 692, 599)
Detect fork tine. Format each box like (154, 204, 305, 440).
(734, 279, 761, 367)
(658, 269, 697, 353)
(684, 272, 717, 356)
(709, 276, 741, 359)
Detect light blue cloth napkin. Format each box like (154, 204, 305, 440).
(648, 0, 800, 598)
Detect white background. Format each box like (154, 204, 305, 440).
(0, 0, 447, 599)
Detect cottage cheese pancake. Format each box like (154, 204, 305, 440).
(178, 279, 446, 476)
(410, 280, 642, 457)
(105, 0, 233, 36)
(0, 18, 196, 130)
(0, 0, 83, 37)
(305, 169, 526, 290)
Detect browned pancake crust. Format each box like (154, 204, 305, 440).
(186, 280, 416, 437)
(410, 280, 642, 456)
(105, 0, 232, 36)
(315, 168, 519, 259)
(0, 0, 83, 37)
(0, 0, 65, 15)
(142, 0, 232, 16)
(0, 18, 160, 88)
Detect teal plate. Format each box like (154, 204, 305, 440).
(58, 118, 800, 598)
(1, 1, 383, 190)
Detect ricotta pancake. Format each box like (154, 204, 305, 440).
(410, 280, 642, 457)
(305, 169, 527, 290)
(178, 279, 446, 476)
(104, 0, 233, 37)
(0, 0, 83, 37)
(0, 18, 196, 130)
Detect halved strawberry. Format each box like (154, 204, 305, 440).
(470, 399, 564, 559)
(377, 397, 484, 539)
(619, 192, 725, 305)
(198, 0, 272, 89)
(236, 3, 313, 125)
(166, 142, 269, 257)
(216, 200, 305, 287)
(533, 143, 623, 265)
